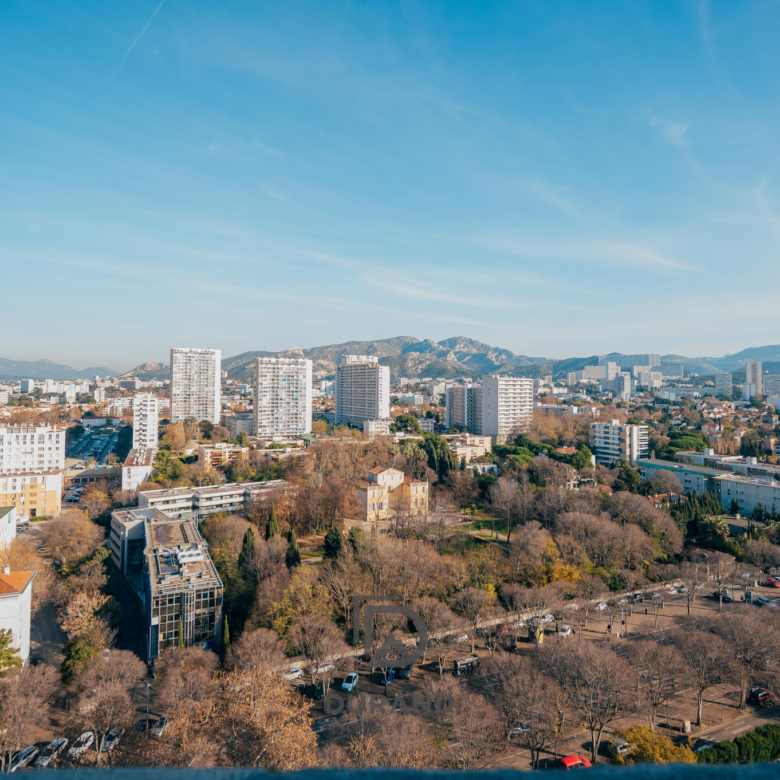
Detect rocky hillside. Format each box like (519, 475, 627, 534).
(118, 361, 169, 380)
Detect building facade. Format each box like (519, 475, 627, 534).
(170, 348, 222, 425)
(762, 374, 780, 396)
(0, 425, 66, 474)
(197, 442, 249, 469)
(363, 418, 393, 439)
(253, 357, 313, 437)
(589, 420, 649, 467)
(132, 393, 159, 450)
(481, 375, 533, 444)
(121, 449, 154, 491)
(355, 468, 428, 522)
(715, 373, 733, 397)
(0, 506, 16, 548)
(0, 471, 62, 520)
(335, 356, 390, 428)
(221, 412, 254, 438)
(745, 360, 763, 397)
(0, 566, 36, 666)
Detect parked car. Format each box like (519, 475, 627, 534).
(678, 586, 691, 593)
(281, 667, 304, 681)
(609, 737, 635, 757)
(68, 732, 95, 759)
(444, 633, 468, 644)
(766, 579, 780, 589)
(748, 687, 774, 705)
(650, 592, 662, 600)
(694, 739, 718, 754)
(558, 625, 572, 637)
(9, 746, 39, 773)
(713, 590, 733, 603)
(35, 738, 69, 767)
(595, 602, 607, 612)
(397, 665, 414, 680)
(151, 716, 170, 738)
(509, 724, 530, 737)
(632, 594, 645, 603)
(558, 755, 592, 770)
(314, 681, 325, 700)
(755, 596, 776, 607)
(341, 673, 359, 692)
(381, 668, 397, 686)
(102, 728, 124, 753)
(540, 614, 555, 624)
(315, 661, 334, 674)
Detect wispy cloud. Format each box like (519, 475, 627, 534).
(648, 114, 690, 147)
(112, 0, 166, 79)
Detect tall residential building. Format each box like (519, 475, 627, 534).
(0, 425, 66, 474)
(714, 373, 733, 397)
(481, 375, 533, 444)
(0, 472, 62, 520)
(763, 374, 780, 396)
(19, 380, 34, 394)
(0, 565, 36, 666)
(445, 384, 482, 434)
(335, 356, 390, 428)
(132, 393, 159, 450)
(589, 420, 649, 467)
(170, 348, 221, 425)
(599, 353, 660, 370)
(745, 360, 763, 396)
(253, 357, 313, 437)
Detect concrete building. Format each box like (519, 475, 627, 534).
(221, 412, 254, 439)
(19, 380, 34, 394)
(138, 479, 291, 518)
(132, 393, 159, 450)
(715, 373, 733, 397)
(335, 356, 390, 428)
(121, 448, 154, 491)
(445, 384, 477, 430)
(419, 417, 436, 432)
(355, 468, 428, 522)
(0, 425, 66, 474)
(445, 434, 492, 463)
(398, 393, 424, 405)
(112, 509, 223, 659)
(0, 471, 62, 520)
(197, 442, 249, 470)
(599, 353, 661, 370)
(253, 357, 313, 437)
(0, 565, 36, 666)
(746, 360, 763, 397)
(589, 420, 649, 467)
(363, 418, 393, 439)
(0, 506, 17, 548)
(762, 374, 780, 396)
(743, 383, 757, 401)
(170, 348, 222, 425)
(481, 375, 533, 444)
(637, 459, 721, 499)
(567, 363, 620, 384)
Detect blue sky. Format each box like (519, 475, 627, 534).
(2, 1, 780, 371)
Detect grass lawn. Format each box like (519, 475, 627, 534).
(299, 550, 324, 560)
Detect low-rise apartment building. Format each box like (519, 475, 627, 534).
(0, 565, 36, 666)
(197, 442, 249, 469)
(444, 433, 492, 463)
(0, 506, 17, 548)
(0, 471, 62, 520)
(0, 425, 66, 473)
(363, 418, 393, 439)
(221, 412, 254, 438)
(121, 448, 154, 491)
(355, 468, 428, 522)
(138, 479, 291, 518)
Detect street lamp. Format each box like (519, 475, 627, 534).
(145, 680, 151, 730)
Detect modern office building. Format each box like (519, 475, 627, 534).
(110, 507, 223, 659)
(0, 425, 66, 474)
(121, 448, 154, 492)
(481, 375, 533, 444)
(170, 348, 221, 425)
(138, 479, 291, 518)
(335, 356, 390, 428)
(0, 471, 62, 520)
(589, 420, 649, 467)
(0, 565, 36, 665)
(132, 393, 159, 450)
(253, 357, 313, 437)
(714, 373, 733, 397)
(745, 360, 763, 397)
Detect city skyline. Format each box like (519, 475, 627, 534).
(4, 2, 780, 365)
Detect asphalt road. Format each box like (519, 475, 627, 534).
(697, 703, 780, 744)
(31, 601, 68, 667)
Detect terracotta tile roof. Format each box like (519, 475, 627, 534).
(0, 571, 36, 595)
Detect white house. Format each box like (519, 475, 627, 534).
(0, 566, 36, 666)
(0, 506, 16, 548)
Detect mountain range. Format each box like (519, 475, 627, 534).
(4, 340, 780, 382)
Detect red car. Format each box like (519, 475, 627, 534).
(767, 578, 780, 588)
(559, 755, 592, 770)
(748, 687, 774, 706)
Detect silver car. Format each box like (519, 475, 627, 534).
(9, 746, 39, 773)
(68, 731, 95, 759)
(35, 738, 68, 767)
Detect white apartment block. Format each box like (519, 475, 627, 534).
(715, 373, 733, 397)
(745, 360, 763, 396)
(589, 420, 649, 467)
(221, 412, 254, 438)
(0, 506, 17, 549)
(599, 353, 660, 370)
(121, 448, 154, 491)
(398, 393, 424, 405)
(19, 380, 34, 394)
(0, 565, 36, 666)
(170, 348, 221, 425)
(253, 357, 313, 437)
(481, 375, 533, 444)
(363, 418, 393, 439)
(762, 374, 780, 396)
(335, 356, 390, 428)
(0, 425, 66, 474)
(132, 393, 159, 450)
(445, 384, 482, 433)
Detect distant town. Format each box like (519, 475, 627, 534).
(2, 340, 780, 771)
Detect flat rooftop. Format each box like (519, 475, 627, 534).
(123, 448, 153, 467)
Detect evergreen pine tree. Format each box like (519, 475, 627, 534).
(286, 528, 301, 568)
(238, 527, 256, 575)
(221, 615, 230, 658)
(0, 629, 22, 676)
(324, 527, 344, 559)
(348, 526, 363, 552)
(265, 504, 279, 539)
(731, 498, 741, 516)
(177, 618, 185, 649)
